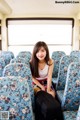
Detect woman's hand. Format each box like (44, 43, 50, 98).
(41, 85, 45, 91)
(47, 89, 55, 98)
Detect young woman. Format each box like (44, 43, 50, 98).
(30, 41, 55, 97)
(30, 41, 64, 120)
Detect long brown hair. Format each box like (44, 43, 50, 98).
(30, 41, 50, 77)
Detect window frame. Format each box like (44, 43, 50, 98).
(6, 17, 74, 46)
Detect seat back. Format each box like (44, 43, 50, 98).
(51, 51, 66, 77)
(10, 58, 16, 63)
(0, 51, 14, 59)
(70, 50, 80, 61)
(62, 62, 80, 111)
(16, 51, 32, 64)
(10, 57, 30, 66)
(0, 51, 14, 65)
(0, 76, 33, 120)
(0, 57, 6, 77)
(63, 105, 80, 120)
(57, 55, 79, 90)
(76, 105, 80, 120)
(3, 63, 34, 108)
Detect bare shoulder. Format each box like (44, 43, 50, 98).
(48, 59, 54, 65)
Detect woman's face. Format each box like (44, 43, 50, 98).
(36, 47, 46, 61)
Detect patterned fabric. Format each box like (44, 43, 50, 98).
(3, 63, 34, 109)
(76, 105, 80, 120)
(10, 58, 17, 63)
(0, 57, 6, 77)
(52, 77, 58, 84)
(63, 111, 77, 120)
(16, 51, 32, 64)
(70, 50, 80, 61)
(63, 105, 80, 120)
(57, 55, 79, 90)
(51, 51, 66, 78)
(57, 90, 64, 102)
(0, 76, 34, 120)
(62, 62, 80, 111)
(0, 51, 14, 65)
(10, 57, 30, 67)
(0, 51, 14, 59)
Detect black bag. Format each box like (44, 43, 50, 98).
(35, 91, 64, 120)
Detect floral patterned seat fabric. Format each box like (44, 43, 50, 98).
(0, 51, 14, 65)
(0, 57, 6, 77)
(3, 63, 34, 109)
(63, 111, 77, 120)
(57, 55, 79, 90)
(76, 105, 80, 120)
(10, 57, 30, 67)
(70, 50, 80, 61)
(61, 62, 80, 111)
(63, 105, 80, 120)
(16, 51, 32, 65)
(51, 51, 66, 83)
(0, 76, 34, 120)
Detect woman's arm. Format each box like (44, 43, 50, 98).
(32, 77, 45, 91)
(47, 59, 54, 92)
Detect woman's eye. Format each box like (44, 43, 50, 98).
(41, 50, 45, 52)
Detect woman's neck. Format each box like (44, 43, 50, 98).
(39, 60, 45, 64)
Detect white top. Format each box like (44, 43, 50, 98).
(36, 64, 49, 80)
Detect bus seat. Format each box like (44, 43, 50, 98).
(2, 63, 34, 109)
(0, 76, 34, 120)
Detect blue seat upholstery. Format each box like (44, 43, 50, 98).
(16, 51, 32, 64)
(10, 57, 30, 66)
(57, 55, 79, 90)
(76, 105, 80, 120)
(70, 50, 80, 61)
(0, 51, 14, 65)
(0, 76, 34, 120)
(1, 51, 14, 59)
(63, 105, 80, 120)
(59, 62, 80, 111)
(51, 51, 66, 83)
(10, 58, 17, 63)
(63, 111, 77, 120)
(0, 57, 6, 77)
(3, 63, 34, 109)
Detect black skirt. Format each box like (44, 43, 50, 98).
(35, 91, 64, 120)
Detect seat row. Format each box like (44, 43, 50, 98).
(0, 51, 35, 119)
(0, 50, 33, 105)
(0, 50, 80, 78)
(0, 76, 79, 120)
(0, 50, 80, 120)
(0, 51, 32, 77)
(51, 50, 80, 80)
(57, 62, 80, 120)
(51, 51, 80, 120)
